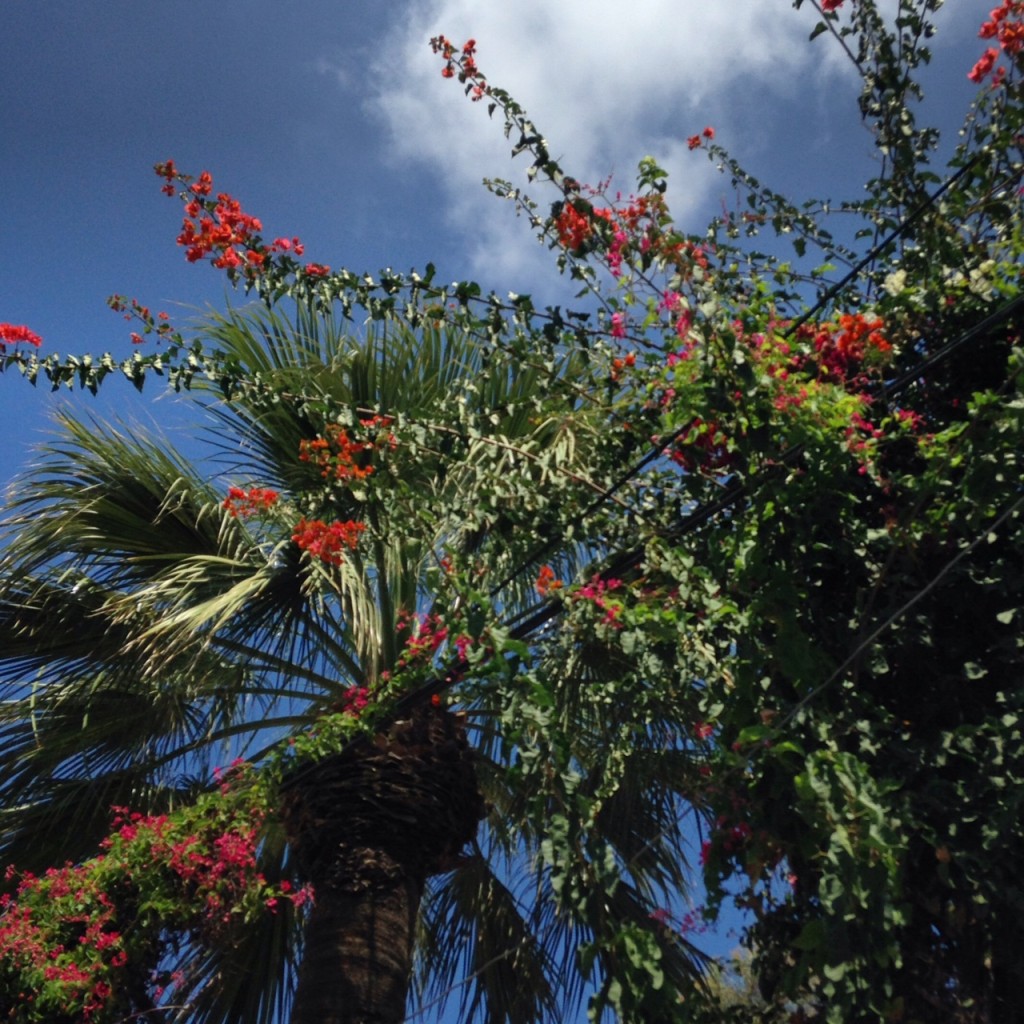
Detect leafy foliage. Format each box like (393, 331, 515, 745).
(1, 2, 1023, 1022)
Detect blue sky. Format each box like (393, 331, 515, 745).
(0, 0, 994, 1015)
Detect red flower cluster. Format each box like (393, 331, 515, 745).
(668, 418, 737, 476)
(0, 323, 43, 350)
(553, 201, 614, 252)
(154, 160, 312, 278)
(553, 185, 708, 288)
(108, 296, 176, 346)
(292, 517, 366, 565)
(177, 193, 266, 268)
(222, 486, 280, 518)
(686, 126, 715, 150)
(970, 1, 1023, 83)
(821, 0, 845, 11)
(431, 36, 488, 100)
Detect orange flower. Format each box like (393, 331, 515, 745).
(536, 565, 563, 596)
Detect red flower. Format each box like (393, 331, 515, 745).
(190, 170, 213, 196)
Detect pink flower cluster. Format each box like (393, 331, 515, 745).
(336, 684, 371, 717)
(396, 611, 450, 669)
(0, 864, 123, 1021)
(573, 575, 625, 628)
(103, 800, 271, 935)
(648, 905, 708, 936)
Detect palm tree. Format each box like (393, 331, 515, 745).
(0, 304, 706, 1024)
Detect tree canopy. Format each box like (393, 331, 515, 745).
(1, 2, 1023, 1022)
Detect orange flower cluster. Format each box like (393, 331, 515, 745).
(298, 418, 395, 483)
(806, 313, 892, 381)
(535, 565, 564, 597)
(610, 351, 636, 382)
(291, 518, 366, 566)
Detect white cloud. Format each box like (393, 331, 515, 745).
(366, 1, 858, 293)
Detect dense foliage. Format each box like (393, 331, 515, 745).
(1, 1, 1022, 1021)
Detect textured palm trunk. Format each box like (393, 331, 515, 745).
(282, 705, 485, 1024)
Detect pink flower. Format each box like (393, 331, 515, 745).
(610, 312, 627, 339)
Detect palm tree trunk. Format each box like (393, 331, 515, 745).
(290, 855, 420, 1024)
(282, 705, 485, 1024)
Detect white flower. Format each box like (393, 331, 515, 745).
(883, 269, 907, 297)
